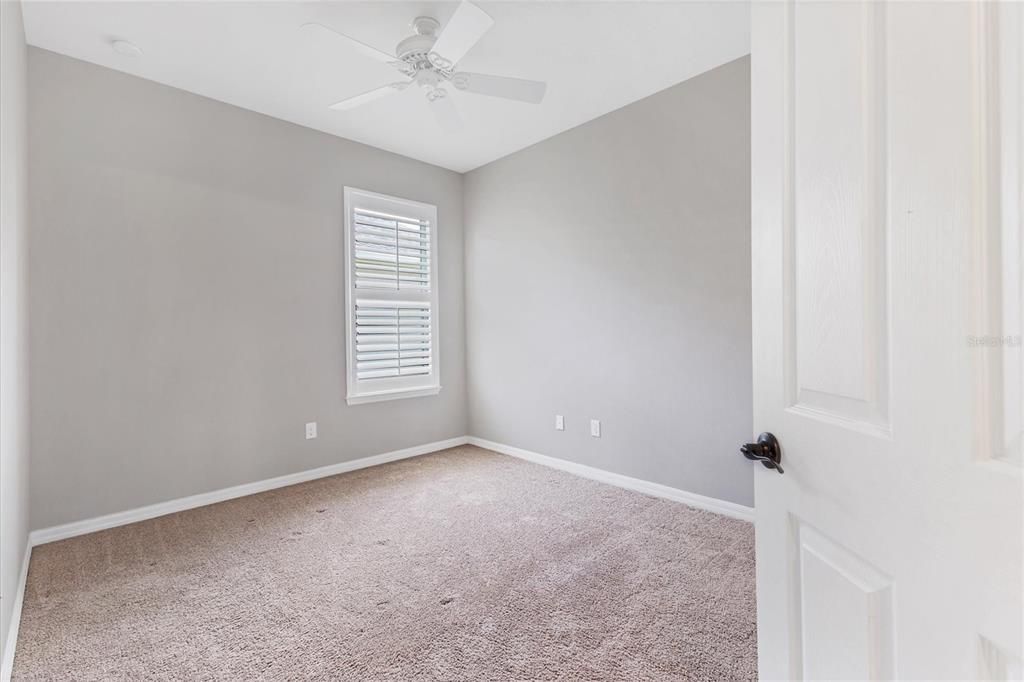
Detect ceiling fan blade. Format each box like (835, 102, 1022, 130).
(302, 22, 398, 65)
(330, 82, 408, 111)
(428, 2, 494, 70)
(428, 89, 462, 131)
(451, 72, 547, 104)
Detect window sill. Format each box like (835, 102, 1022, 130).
(346, 385, 442, 406)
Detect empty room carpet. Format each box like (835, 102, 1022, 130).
(13, 445, 756, 680)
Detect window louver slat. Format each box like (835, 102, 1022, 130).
(353, 209, 430, 291)
(354, 300, 431, 380)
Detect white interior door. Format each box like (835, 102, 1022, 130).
(751, 2, 1022, 679)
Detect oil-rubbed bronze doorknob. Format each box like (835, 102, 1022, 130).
(740, 432, 784, 474)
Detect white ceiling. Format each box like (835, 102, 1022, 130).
(22, 1, 750, 173)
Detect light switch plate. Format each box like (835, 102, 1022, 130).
(590, 419, 601, 438)
(305, 422, 317, 439)
(555, 415, 565, 431)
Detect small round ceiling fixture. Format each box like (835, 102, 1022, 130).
(111, 39, 143, 57)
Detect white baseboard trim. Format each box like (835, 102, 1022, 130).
(467, 437, 754, 522)
(29, 436, 469, 547)
(29, 435, 752, 546)
(1, 540, 32, 682)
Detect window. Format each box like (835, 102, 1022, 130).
(344, 187, 440, 405)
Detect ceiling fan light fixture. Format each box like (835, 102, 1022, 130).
(425, 87, 448, 102)
(427, 51, 454, 72)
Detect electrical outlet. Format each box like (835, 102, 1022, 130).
(590, 419, 601, 438)
(305, 422, 317, 440)
(555, 415, 565, 431)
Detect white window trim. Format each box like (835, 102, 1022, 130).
(343, 187, 441, 405)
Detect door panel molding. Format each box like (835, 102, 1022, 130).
(784, 1, 892, 437)
(978, 634, 1024, 680)
(793, 520, 895, 681)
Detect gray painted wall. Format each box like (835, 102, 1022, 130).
(26, 48, 752, 530)
(28, 49, 467, 529)
(464, 57, 753, 506)
(1, 0, 31, 663)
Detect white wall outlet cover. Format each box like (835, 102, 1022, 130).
(555, 415, 565, 431)
(590, 419, 601, 438)
(305, 422, 317, 439)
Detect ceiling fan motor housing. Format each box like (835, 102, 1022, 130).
(396, 17, 446, 77)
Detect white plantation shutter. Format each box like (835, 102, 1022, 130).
(344, 188, 439, 404)
(353, 209, 430, 291)
(354, 300, 432, 379)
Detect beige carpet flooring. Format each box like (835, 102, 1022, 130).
(14, 445, 756, 680)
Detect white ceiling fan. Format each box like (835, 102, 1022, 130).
(303, 1, 547, 131)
